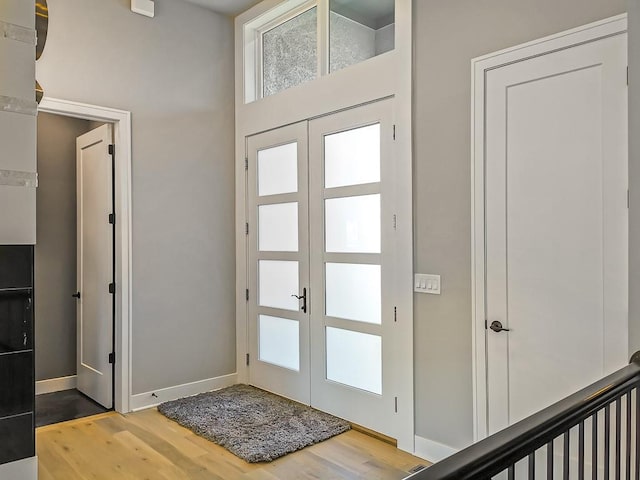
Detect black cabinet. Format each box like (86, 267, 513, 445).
(0, 246, 35, 467)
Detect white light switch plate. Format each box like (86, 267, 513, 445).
(414, 274, 441, 294)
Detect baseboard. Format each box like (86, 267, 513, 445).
(36, 375, 77, 395)
(0, 456, 38, 480)
(414, 435, 459, 463)
(130, 373, 238, 411)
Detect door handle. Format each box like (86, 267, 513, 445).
(292, 288, 307, 313)
(72, 291, 81, 299)
(489, 320, 510, 333)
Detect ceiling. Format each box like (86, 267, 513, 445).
(181, 0, 262, 16)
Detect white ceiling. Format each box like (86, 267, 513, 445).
(181, 0, 262, 16)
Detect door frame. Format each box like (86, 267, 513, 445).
(234, 0, 414, 452)
(38, 97, 133, 414)
(471, 14, 628, 441)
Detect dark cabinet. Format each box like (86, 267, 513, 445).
(0, 246, 35, 467)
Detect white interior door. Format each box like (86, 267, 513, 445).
(309, 99, 398, 439)
(247, 122, 310, 404)
(484, 33, 628, 435)
(76, 124, 114, 409)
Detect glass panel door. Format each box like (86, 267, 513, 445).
(247, 122, 310, 404)
(309, 99, 396, 438)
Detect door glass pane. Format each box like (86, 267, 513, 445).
(259, 203, 299, 252)
(329, 0, 394, 74)
(325, 263, 381, 324)
(259, 260, 299, 311)
(324, 124, 380, 188)
(258, 142, 298, 196)
(325, 194, 380, 253)
(263, 7, 318, 97)
(326, 327, 382, 394)
(259, 315, 300, 371)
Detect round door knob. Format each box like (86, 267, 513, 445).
(490, 320, 510, 333)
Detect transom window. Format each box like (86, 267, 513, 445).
(243, 0, 395, 102)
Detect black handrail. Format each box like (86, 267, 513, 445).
(408, 353, 640, 479)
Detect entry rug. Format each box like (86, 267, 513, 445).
(158, 384, 351, 463)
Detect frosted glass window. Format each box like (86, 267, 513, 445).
(262, 7, 318, 97)
(259, 315, 300, 371)
(259, 260, 299, 311)
(329, 0, 395, 74)
(324, 124, 380, 188)
(258, 142, 298, 196)
(326, 263, 381, 324)
(325, 194, 380, 253)
(259, 203, 298, 252)
(326, 327, 382, 394)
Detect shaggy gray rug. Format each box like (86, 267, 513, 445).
(157, 384, 350, 463)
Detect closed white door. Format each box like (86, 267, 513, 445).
(76, 124, 114, 409)
(247, 100, 404, 440)
(309, 99, 398, 438)
(247, 122, 310, 404)
(485, 33, 628, 434)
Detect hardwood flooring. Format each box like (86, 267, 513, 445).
(36, 409, 428, 479)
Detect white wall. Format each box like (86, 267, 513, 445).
(413, 0, 627, 450)
(36, 0, 236, 395)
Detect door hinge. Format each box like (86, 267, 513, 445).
(108, 144, 115, 156)
(245, 157, 249, 170)
(395, 396, 398, 413)
(109, 283, 115, 294)
(246, 289, 249, 301)
(394, 306, 397, 323)
(484, 319, 488, 330)
(393, 124, 396, 140)
(393, 214, 397, 230)
(245, 223, 249, 235)
(108, 352, 115, 364)
(109, 213, 115, 225)
(246, 353, 250, 366)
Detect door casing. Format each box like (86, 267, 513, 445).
(471, 14, 629, 441)
(38, 97, 133, 414)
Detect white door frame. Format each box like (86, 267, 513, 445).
(471, 14, 628, 441)
(38, 97, 133, 414)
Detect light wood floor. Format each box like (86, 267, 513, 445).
(36, 409, 428, 479)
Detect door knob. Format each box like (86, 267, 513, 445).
(72, 291, 81, 299)
(489, 320, 510, 333)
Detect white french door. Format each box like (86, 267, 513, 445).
(247, 122, 310, 404)
(247, 99, 400, 439)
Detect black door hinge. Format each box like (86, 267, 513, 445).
(109, 213, 115, 225)
(394, 306, 397, 322)
(393, 125, 396, 140)
(245, 223, 249, 235)
(109, 352, 116, 364)
(246, 353, 250, 366)
(245, 157, 249, 170)
(108, 144, 115, 156)
(109, 283, 115, 294)
(246, 289, 249, 301)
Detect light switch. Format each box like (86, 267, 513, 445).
(414, 274, 441, 294)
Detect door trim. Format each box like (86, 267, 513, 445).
(470, 14, 628, 442)
(38, 97, 133, 414)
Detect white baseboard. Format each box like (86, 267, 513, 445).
(36, 375, 77, 395)
(130, 373, 238, 411)
(414, 435, 459, 463)
(0, 456, 38, 480)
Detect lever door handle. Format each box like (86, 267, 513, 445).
(291, 288, 307, 313)
(72, 291, 81, 299)
(489, 320, 510, 333)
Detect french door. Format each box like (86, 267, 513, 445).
(247, 99, 399, 438)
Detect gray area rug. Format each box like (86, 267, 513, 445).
(158, 384, 351, 463)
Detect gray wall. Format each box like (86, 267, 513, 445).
(35, 112, 91, 381)
(629, 1, 640, 353)
(413, 0, 626, 449)
(37, 0, 236, 394)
